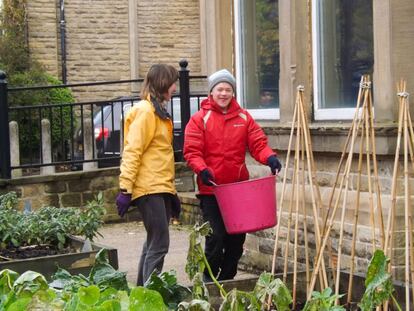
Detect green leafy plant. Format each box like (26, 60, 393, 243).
(144, 270, 191, 309)
(0, 192, 105, 251)
(0, 192, 18, 210)
(0, 249, 193, 310)
(8, 72, 76, 162)
(302, 287, 345, 311)
(253, 272, 292, 311)
(183, 222, 293, 311)
(359, 249, 402, 311)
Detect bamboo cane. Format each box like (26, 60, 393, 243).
(406, 105, 414, 172)
(334, 120, 362, 303)
(267, 98, 298, 311)
(382, 81, 404, 311)
(308, 77, 368, 298)
(308, 108, 364, 298)
(270, 102, 298, 277)
(363, 87, 377, 253)
(347, 115, 365, 304)
(323, 77, 366, 234)
(300, 109, 311, 293)
(403, 93, 410, 310)
(283, 139, 299, 284)
(302, 148, 311, 293)
(315, 77, 366, 288)
(335, 83, 371, 304)
(404, 92, 414, 303)
(292, 103, 302, 308)
(408, 189, 414, 306)
(367, 84, 385, 248)
(384, 82, 404, 253)
(298, 89, 328, 289)
(399, 82, 414, 309)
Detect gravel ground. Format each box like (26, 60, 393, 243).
(94, 221, 192, 286)
(94, 221, 257, 287)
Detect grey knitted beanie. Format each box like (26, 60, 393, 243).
(208, 69, 236, 93)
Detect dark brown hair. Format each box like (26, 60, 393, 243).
(140, 64, 179, 102)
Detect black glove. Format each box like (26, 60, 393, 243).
(267, 155, 282, 175)
(199, 169, 214, 186)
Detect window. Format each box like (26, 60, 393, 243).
(234, 0, 279, 120)
(313, 0, 374, 120)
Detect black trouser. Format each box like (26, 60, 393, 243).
(134, 193, 171, 286)
(199, 195, 246, 281)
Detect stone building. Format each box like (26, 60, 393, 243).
(23, 0, 414, 284)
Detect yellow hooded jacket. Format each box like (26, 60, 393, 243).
(119, 98, 176, 200)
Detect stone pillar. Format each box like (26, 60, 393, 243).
(83, 120, 97, 171)
(9, 121, 22, 178)
(40, 119, 55, 175)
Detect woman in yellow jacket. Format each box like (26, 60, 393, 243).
(116, 64, 180, 286)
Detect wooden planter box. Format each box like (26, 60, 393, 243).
(0, 236, 118, 280)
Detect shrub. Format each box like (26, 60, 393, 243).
(1, 0, 75, 163)
(0, 192, 105, 250)
(8, 71, 75, 161)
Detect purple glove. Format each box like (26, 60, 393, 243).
(116, 192, 132, 217)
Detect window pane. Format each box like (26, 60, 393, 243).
(239, 0, 279, 110)
(316, 0, 373, 109)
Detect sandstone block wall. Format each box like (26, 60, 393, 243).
(136, 0, 202, 77)
(26, 0, 202, 102)
(27, 0, 59, 77)
(0, 163, 195, 223)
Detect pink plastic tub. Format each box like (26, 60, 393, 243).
(213, 175, 277, 234)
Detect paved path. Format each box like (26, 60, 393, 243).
(94, 221, 256, 286)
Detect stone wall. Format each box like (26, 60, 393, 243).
(136, 0, 202, 77)
(27, 0, 59, 77)
(26, 0, 202, 102)
(0, 163, 195, 223)
(62, 0, 131, 101)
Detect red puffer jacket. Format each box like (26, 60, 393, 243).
(183, 96, 275, 195)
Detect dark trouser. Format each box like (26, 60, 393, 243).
(134, 193, 171, 286)
(199, 195, 246, 281)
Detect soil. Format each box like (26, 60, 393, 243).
(0, 244, 75, 260)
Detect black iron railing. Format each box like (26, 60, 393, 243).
(0, 60, 207, 178)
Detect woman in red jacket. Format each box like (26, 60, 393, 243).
(183, 69, 282, 281)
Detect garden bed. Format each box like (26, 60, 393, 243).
(0, 236, 118, 280)
(205, 270, 408, 310)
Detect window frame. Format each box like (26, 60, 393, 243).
(234, 0, 280, 121)
(312, 0, 372, 121)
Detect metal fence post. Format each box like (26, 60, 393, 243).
(0, 71, 11, 179)
(177, 60, 190, 161)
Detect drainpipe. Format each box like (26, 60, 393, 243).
(59, 0, 67, 84)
